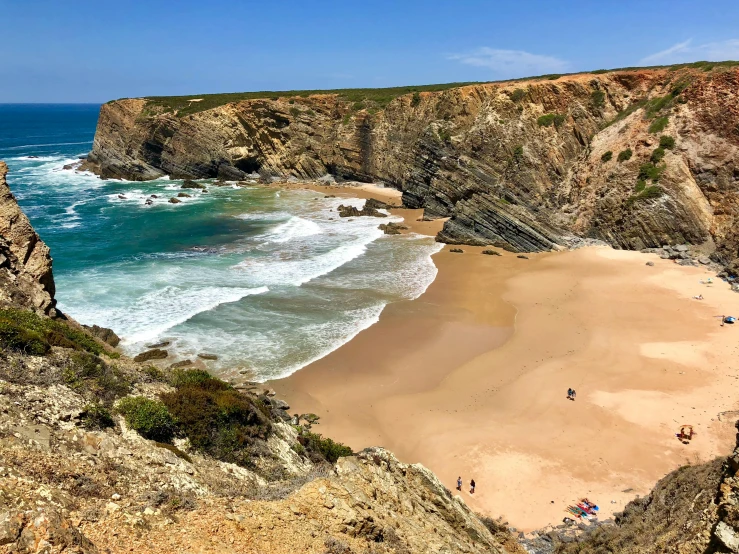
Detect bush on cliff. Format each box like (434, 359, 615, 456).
(601, 151, 613, 162)
(0, 308, 104, 356)
(648, 116, 669, 134)
(591, 90, 605, 108)
(160, 370, 272, 467)
(63, 352, 132, 404)
(299, 432, 353, 464)
(659, 135, 675, 149)
(510, 88, 526, 102)
(617, 149, 633, 162)
(537, 113, 566, 128)
(116, 396, 177, 442)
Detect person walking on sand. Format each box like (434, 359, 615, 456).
(567, 388, 573, 400)
(571, 389, 577, 401)
(470, 479, 476, 494)
(457, 476, 462, 491)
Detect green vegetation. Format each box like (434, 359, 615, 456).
(437, 128, 452, 142)
(411, 91, 421, 107)
(299, 432, 353, 463)
(638, 162, 665, 182)
(601, 151, 613, 162)
(635, 180, 647, 192)
(0, 308, 104, 356)
(160, 370, 271, 467)
(142, 82, 484, 116)
(617, 148, 633, 162)
(80, 403, 115, 430)
(649, 116, 669, 133)
(650, 147, 666, 164)
(289, 107, 300, 117)
(537, 113, 566, 128)
(512, 145, 524, 162)
(62, 352, 131, 403)
(591, 90, 605, 108)
(510, 88, 526, 102)
(604, 99, 648, 127)
(116, 396, 177, 442)
(659, 135, 675, 149)
(627, 185, 664, 207)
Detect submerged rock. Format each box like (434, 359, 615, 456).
(197, 353, 218, 361)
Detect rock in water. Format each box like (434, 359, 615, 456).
(378, 222, 408, 235)
(83, 324, 121, 347)
(181, 179, 206, 189)
(168, 197, 181, 204)
(133, 348, 168, 362)
(197, 353, 218, 360)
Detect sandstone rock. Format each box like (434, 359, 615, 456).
(0, 162, 57, 315)
(197, 353, 218, 361)
(133, 348, 168, 362)
(449, 248, 464, 253)
(168, 359, 193, 369)
(482, 249, 501, 256)
(378, 222, 408, 235)
(517, 255, 530, 259)
(715, 521, 739, 552)
(646, 261, 655, 266)
(83, 324, 121, 347)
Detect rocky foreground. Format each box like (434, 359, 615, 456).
(85, 65, 739, 274)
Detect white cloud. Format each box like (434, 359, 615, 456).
(640, 38, 739, 65)
(448, 47, 569, 78)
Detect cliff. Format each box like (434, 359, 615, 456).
(0, 162, 512, 553)
(85, 65, 739, 273)
(0, 162, 56, 316)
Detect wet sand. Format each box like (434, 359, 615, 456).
(270, 188, 739, 531)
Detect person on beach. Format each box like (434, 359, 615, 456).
(567, 388, 573, 400)
(572, 389, 577, 400)
(457, 476, 462, 491)
(470, 479, 476, 494)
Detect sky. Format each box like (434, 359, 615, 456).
(2, 0, 739, 103)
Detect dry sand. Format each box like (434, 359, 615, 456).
(270, 187, 739, 531)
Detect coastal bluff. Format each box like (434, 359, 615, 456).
(85, 66, 739, 273)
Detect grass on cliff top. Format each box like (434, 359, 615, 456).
(0, 308, 104, 356)
(141, 82, 484, 116)
(131, 60, 739, 117)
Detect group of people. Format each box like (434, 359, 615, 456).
(567, 388, 577, 401)
(457, 476, 475, 494)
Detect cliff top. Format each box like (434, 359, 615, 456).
(133, 60, 739, 116)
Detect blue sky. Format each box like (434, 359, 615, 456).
(2, 0, 739, 103)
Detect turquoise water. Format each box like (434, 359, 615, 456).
(0, 104, 441, 381)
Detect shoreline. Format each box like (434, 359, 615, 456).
(270, 187, 739, 530)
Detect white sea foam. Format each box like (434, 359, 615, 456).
(264, 216, 323, 243)
(4, 140, 93, 150)
(66, 285, 269, 346)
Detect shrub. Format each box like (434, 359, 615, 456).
(300, 432, 353, 463)
(116, 396, 176, 442)
(659, 135, 675, 149)
(601, 151, 613, 162)
(512, 145, 524, 162)
(80, 403, 115, 430)
(410, 91, 421, 107)
(438, 128, 451, 142)
(169, 368, 212, 388)
(289, 107, 300, 117)
(160, 371, 271, 466)
(635, 180, 647, 192)
(510, 88, 526, 102)
(591, 90, 605, 108)
(649, 116, 669, 133)
(638, 162, 664, 182)
(63, 352, 132, 403)
(0, 308, 103, 356)
(650, 147, 666, 164)
(537, 113, 565, 127)
(617, 149, 633, 162)
(352, 101, 364, 111)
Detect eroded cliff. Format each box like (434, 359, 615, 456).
(86, 66, 739, 272)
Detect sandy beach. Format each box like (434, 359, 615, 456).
(270, 188, 739, 531)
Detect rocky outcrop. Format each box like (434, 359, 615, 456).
(0, 162, 56, 315)
(86, 67, 739, 272)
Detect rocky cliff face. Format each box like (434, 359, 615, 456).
(86, 67, 739, 272)
(0, 162, 56, 316)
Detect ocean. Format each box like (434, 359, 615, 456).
(0, 104, 442, 382)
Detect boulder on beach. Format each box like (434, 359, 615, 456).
(517, 255, 529, 259)
(133, 348, 168, 362)
(197, 353, 218, 361)
(337, 201, 388, 218)
(168, 359, 193, 369)
(378, 222, 408, 235)
(482, 249, 501, 256)
(450, 248, 464, 253)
